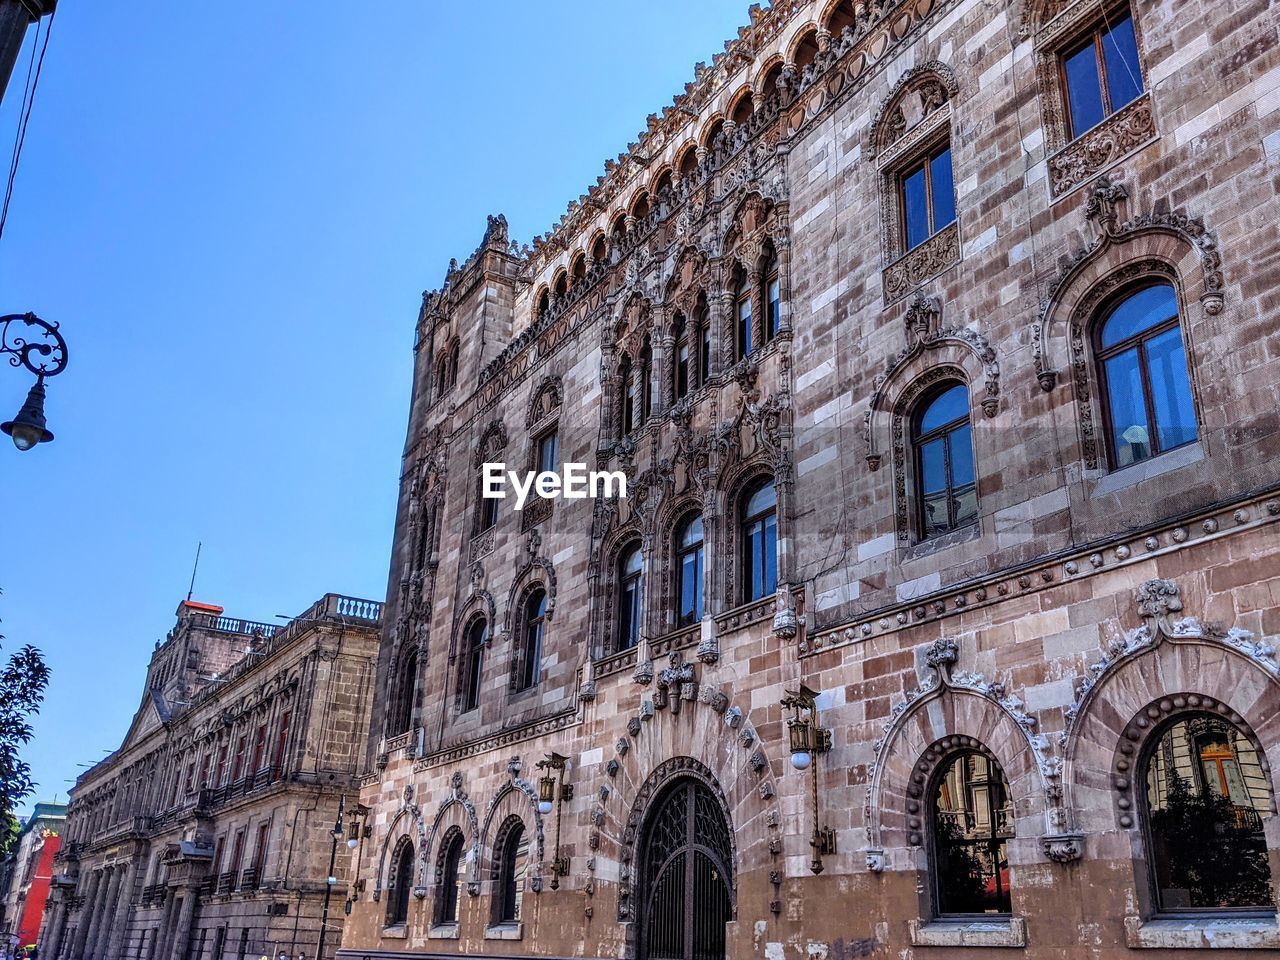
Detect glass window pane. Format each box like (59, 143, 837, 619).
(1144, 716, 1273, 910)
(920, 383, 969, 433)
(920, 437, 948, 495)
(763, 514, 777, 595)
(738, 299, 752, 356)
(952, 482, 979, 529)
(1103, 14, 1144, 111)
(745, 479, 777, 517)
(768, 277, 781, 337)
(1064, 40, 1105, 137)
(1144, 327, 1197, 451)
(948, 423, 975, 489)
(1104, 348, 1151, 467)
(902, 164, 930, 250)
(746, 525, 763, 601)
(930, 147, 956, 231)
(1101, 284, 1177, 347)
(933, 752, 1013, 915)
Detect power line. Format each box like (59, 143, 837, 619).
(0, 6, 56, 242)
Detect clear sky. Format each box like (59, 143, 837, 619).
(0, 0, 750, 817)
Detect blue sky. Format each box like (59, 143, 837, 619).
(0, 0, 750, 816)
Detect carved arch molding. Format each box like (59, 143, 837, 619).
(865, 577, 1278, 869)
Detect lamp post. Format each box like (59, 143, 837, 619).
(1, 312, 67, 451)
(535, 752, 573, 889)
(316, 794, 344, 960)
(781, 683, 835, 874)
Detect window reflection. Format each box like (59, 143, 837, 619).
(1144, 715, 1273, 911)
(932, 751, 1013, 916)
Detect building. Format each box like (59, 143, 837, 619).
(44, 594, 382, 960)
(337, 0, 1280, 957)
(0, 802, 66, 955)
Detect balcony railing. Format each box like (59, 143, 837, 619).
(216, 871, 235, 894)
(239, 866, 259, 890)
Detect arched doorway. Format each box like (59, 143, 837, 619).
(639, 776, 734, 960)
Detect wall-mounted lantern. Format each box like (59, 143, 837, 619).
(782, 683, 835, 874)
(536, 751, 573, 888)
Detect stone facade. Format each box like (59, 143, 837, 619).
(1, 802, 66, 953)
(340, 0, 1280, 957)
(46, 594, 382, 960)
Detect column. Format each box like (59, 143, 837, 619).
(69, 870, 102, 959)
(103, 861, 135, 960)
(165, 888, 198, 960)
(152, 890, 178, 960)
(87, 866, 123, 960)
(41, 898, 67, 960)
(715, 288, 733, 375)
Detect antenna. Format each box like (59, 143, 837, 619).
(187, 541, 202, 601)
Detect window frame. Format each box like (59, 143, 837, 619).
(516, 588, 546, 692)
(1057, 6, 1144, 142)
(927, 749, 1014, 919)
(1093, 282, 1197, 471)
(387, 837, 415, 927)
(911, 381, 978, 539)
(435, 830, 466, 927)
(897, 141, 956, 254)
(493, 819, 528, 925)
(735, 273, 753, 360)
(674, 512, 705, 628)
(459, 617, 487, 713)
(616, 542, 643, 652)
(1137, 712, 1275, 918)
(739, 478, 778, 605)
(764, 255, 781, 345)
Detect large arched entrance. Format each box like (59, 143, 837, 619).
(638, 775, 734, 960)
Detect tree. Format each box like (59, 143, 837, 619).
(0, 591, 51, 829)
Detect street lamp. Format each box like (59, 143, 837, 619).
(781, 683, 835, 874)
(1, 312, 67, 451)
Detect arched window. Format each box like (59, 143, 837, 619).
(825, 0, 857, 35)
(553, 271, 568, 300)
(386, 838, 414, 927)
(617, 543, 643, 651)
(1141, 713, 1273, 911)
(536, 289, 550, 321)
(760, 61, 785, 99)
(632, 191, 651, 221)
(740, 478, 777, 603)
(492, 819, 529, 925)
(730, 91, 753, 126)
(1095, 283, 1196, 469)
(697, 300, 712, 385)
(591, 234, 608, 264)
(931, 750, 1013, 916)
(620, 355, 637, 435)
(389, 648, 417, 736)
(703, 119, 725, 151)
(677, 144, 699, 178)
(477, 476, 499, 533)
(673, 315, 691, 401)
(792, 28, 819, 71)
(763, 250, 780, 344)
(516, 589, 546, 692)
(899, 141, 956, 252)
(735, 270, 753, 360)
(460, 618, 486, 713)
(570, 253, 586, 282)
(674, 513, 704, 627)
(434, 829, 465, 926)
(639, 342, 653, 421)
(913, 382, 977, 538)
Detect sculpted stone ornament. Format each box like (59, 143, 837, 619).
(1041, 833, 1085, 864)
(865, 849, 886, 873)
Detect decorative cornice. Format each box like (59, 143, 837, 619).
(804, 489, 1280, 658)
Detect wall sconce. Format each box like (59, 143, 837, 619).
(345, 803, 369, 851)
(536, 751, 573, 888)
(782, 683, 835, 874)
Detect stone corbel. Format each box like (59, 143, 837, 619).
(1041, 832, 1084, 864)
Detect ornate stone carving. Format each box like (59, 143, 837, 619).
(1041, 832, 1084, 863)
(1048, 95, 1154, 197)
(882, 220, 959, 305)
(866, 61, 958, 160)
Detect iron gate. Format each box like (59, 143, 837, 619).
(639, 777, 733, 960)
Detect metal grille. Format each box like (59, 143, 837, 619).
(640, 779, 733, 960)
